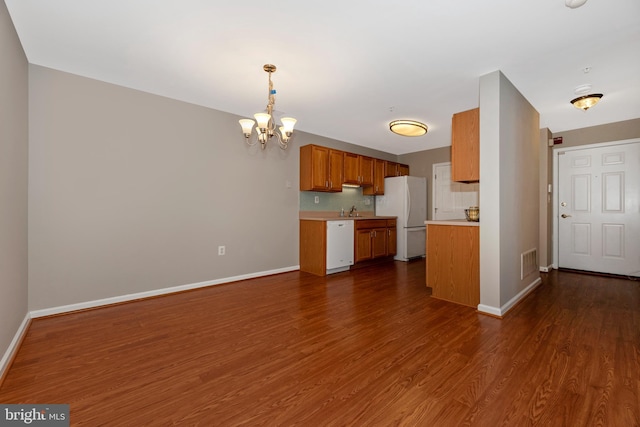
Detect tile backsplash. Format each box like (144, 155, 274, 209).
(299, 187, 375, 214)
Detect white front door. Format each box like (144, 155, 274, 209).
(432, 162, 479, 220)
(557, 140, 640, 277)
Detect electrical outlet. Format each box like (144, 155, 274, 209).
(218, 246, 226, 256)
(314, 196, 319, 204)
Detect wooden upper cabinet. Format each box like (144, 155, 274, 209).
(344, 153, 373, 186)
(363, 159, 386, 195)
(451, 108, 479, 182)
(300, 145, 343, 192)
(301, 144, 406, 192)
(385, 161, 398, 177)
(385, 161, 410, 177)
(328, 150, 344, 191)
(343, 152, 360, 185)
(359, 156, 374, 186)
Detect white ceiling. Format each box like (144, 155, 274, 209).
(5, 0, 640, 154)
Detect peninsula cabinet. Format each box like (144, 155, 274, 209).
(300, 145, 343, 192)
(355, 219, 396, 262)
(451, 107, 479, 182)
(426, 223, 479, 307)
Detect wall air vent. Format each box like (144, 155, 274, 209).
(521, 248, 538, 279)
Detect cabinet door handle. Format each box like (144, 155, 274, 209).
(325, 181, 328, 188)
(373, 230, 377, 237)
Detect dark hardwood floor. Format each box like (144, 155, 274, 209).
(1, 260, 638, 426)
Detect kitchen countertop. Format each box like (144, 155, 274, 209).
(425, 219, 480, 227)
(300, 211, 396, 221)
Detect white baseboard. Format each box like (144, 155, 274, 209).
(539, 264, 553, 273)
(30, 265, 300, 319)
(0, 313, 31, 382)
(477, 304, 502, 317)
(477, 277, 543, 317)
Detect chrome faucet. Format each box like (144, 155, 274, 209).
(348, 205, 357, 217)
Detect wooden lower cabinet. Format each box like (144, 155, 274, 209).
(387, 225, 397, 256)
(355, 219, 396, 263)
(301, 218, 396, 275)
(355, 229, 375, 263)
(300, 220, 327, 276)
(426, 224, 479, 307)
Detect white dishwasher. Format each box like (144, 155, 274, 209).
(326, 220, 354, 274)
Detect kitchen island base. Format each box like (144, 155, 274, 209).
(426, 221, 479, 308)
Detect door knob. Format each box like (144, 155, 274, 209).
(561, 214, 572, 218)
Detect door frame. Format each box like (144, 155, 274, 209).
(552, 137, 640, 269)
(431, 162, 450, 220)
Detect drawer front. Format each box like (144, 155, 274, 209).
(355, 219, 386, 230)
(386, 219, 397, 228)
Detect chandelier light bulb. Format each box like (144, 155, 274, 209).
(254, 113, 271, 129)
(239, 119, 255, 137)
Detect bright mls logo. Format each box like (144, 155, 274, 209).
(1, 405, 69, 426)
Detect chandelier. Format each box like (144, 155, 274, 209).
(238, 64, 297, 150)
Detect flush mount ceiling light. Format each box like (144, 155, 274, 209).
(570, 93, 603, 111)
(238, 64, 297, 150)
(389, 120, 428, 137)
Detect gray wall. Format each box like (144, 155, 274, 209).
(543, 118, 640, 270)
(399, 146, 451, 220)
(0, 0, 28, 374)
(27, 65, 397, 312)
(28, 64, 300, 309)
(552, 118, 640, 148)
(479, 71, 540, 312)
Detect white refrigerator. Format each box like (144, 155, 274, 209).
(375, 176, 427, 261)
